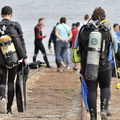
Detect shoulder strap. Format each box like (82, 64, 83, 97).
(78, 25, 89, 52)
(62, 24, 69, 35)
(6, 22, 23, 37)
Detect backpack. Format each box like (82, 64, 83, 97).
(49, 27, 56, 44)
(78, 21, 111, 80)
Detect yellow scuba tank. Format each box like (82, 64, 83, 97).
(0, 35, 18, 67)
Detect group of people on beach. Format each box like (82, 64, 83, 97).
(46, 7, 119, 120)
(0, 5, 119, 120)
(46, 14, 89, 72)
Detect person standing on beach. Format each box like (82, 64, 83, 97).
(79, 14, 90, 30)
(83, 14, 89, 24)
(72, 22, 80, 49)
(48, 22, 60, 71)
(55, 17, 72, 72)
(0, 6, 27, 114)
(69, 23, 76, 48)
(72, 22, 80, 70)
(33, 18, 51, 68)
(74, 14, 89, 50)
(113, 24, 120, 76)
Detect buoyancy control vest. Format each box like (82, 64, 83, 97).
(79, 21, 111, 80)
(0, 20, 27, 66)
(5, 22, 27, 60)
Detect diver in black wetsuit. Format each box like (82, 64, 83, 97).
(33, 18, 51, 68)
(78, 7, 118, 120)
(0, 6, 27, 114)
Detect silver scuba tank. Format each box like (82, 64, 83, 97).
(85, 31, 102, 80)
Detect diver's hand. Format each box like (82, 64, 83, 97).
(44, 34, 47, 38)
(5, 65, 13, 69)
(22, 58, 27, 67)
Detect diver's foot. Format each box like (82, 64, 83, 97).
(101, 109, 109, 120)
(0, 97, 7, 114)
(106, 110, 112, 116)
(7, 108, 12, 114)
(46, 65, 52, 68)
(90, 116, 96, 120)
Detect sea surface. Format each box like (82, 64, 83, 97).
(0, 0, 120, 66)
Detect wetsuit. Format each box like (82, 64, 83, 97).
(33, 24, 50, 67)
(0, 18, 27, 112)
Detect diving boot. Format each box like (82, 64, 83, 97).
(101, 99, 110, 119)
(46, 64, 52, 68)
(106, 110, 112, 116)
(90, 109, 96, 120)
(90, 116, 96, 120)
(7, 108, 12, 114)
(101, 109, 109, 120)
(0, 97, 7, 114)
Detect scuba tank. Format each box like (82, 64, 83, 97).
(0, 35, 18, 67)
(85, 26, 102, 80)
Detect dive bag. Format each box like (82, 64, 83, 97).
(85, 30, 102, 80)
(0, 35, 18, 67)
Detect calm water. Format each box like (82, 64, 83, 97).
(0, 0, 120, 66)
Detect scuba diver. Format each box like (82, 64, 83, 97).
(0, 6, 27, 114)
(33, 18, 51, 68)
(77, 7, 118, 120)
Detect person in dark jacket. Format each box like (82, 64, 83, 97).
(48, 22, 60, 71)
(0, 6, 27, 114)
(33, 18, 51, 68)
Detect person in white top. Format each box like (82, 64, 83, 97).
(78, 14, 90, 30)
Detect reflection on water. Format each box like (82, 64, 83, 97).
(0, 0, 120, 65)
